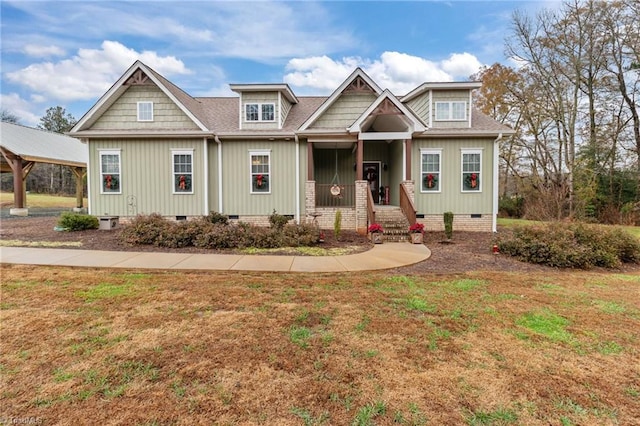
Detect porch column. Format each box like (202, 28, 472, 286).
(0, 147, 33, 216)
(356, 139, 363, 179)
(71, 166, 87, 210)
(307, 142, 314, 181)
(405, 138, 412, 180)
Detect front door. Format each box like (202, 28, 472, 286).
(363, 162, 380, 203)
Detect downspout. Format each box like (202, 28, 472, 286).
(295, 134, 300, 223)
(215, 135, 223, 213)
(85, 139, 92, 215)
(492, 133, 502, 233)
(203, 137, 209, 215)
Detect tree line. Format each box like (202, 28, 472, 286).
(473, 0, 639, 224)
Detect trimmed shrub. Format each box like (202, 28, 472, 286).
(269, 209, 289, 230)
(119, 213, 171, 245)
(499, 222, 640, 269)
(121, 213, 319, 250)
(57, 212, 99, 231)
(334, 209, 342, 240)
(205, 211, 229, 225)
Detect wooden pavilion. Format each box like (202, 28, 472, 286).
(0, 122, 87, 216)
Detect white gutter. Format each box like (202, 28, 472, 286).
(203, 137, 209, 215)
(215, 135, 223, 213)
(492, 133, 503, 233)
(85, 138, 92, 215)
(295, 134, 300, 223)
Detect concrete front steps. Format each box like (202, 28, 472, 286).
(374, 206, 410, 242)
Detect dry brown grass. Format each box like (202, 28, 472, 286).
(1, 266, 639, 425)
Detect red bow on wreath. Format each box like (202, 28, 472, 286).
(105, 175, 112, 189)
(256, 174, 264, 187)
(179, 175, 186, 190)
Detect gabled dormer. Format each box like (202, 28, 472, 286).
(229, 84, 298, 130)
(402, 81, 481, 130)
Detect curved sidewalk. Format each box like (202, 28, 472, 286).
(0, 243, 430, 273)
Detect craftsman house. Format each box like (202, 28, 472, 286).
(69, 60, 512, 234)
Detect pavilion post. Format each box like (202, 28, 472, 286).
(71, 166, 86, 209)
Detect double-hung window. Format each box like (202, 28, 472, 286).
(250, 151, 270, 193)
(137, 101, 154, 121)
(435, 101, 467, 121)
(172, 150, 193, 194)
(100, 150, 121, 194)
(420, 149, 441, 192)
(461, 149, 482, 192)
(245, 103, 275, 122)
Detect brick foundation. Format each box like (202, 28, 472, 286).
(420, 214, 493, 232)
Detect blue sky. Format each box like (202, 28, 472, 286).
(1, 1, 555, 127)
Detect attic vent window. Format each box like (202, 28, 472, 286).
(137, 102, 153, 121)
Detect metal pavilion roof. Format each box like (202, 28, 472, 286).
(1, 121, 87, 167)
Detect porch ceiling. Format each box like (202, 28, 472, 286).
(361, 114, 410, 133)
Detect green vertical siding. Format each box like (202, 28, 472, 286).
(431, 90, 471, 129)
(221, 140, 298, 216)
(388, 140, 404, 205)
(89, 138, 204, 217)
(207, 140, 220, 212)
(412, 138, 494, 214)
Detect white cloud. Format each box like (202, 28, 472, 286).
(0, 93, 41, 125)
(441, 52, 483, 79)
(6, 41, 190, 102)
(24, 44, 66, 58)
(284, 52, 484, 95)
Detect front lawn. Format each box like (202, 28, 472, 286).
(1, 267, 638, 424)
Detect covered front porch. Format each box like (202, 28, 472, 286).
(304, 136, 417, 234)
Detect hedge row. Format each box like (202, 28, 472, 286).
(499, 222, 640, 269)
(119, 213, 319, 249)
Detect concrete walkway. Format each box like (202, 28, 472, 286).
(0, 243, 430, 272)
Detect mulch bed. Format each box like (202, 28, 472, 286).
(1, 216, 637, 274)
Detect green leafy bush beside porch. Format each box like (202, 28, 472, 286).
(499, 222, 640, 269)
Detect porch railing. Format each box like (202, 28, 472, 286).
(315, 184, 355, 207)
(367, 187, 376, 226)
(400, 183, 416, 226)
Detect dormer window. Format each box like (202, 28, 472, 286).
(137, 101, 153, 121)
(435, 101, 466, 121)
(245, 103, 275, 122)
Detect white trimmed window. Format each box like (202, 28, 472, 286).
(172, 150, 193, 194)
(245, 103, 275, 122)
(250, 151, 271, 194)
(420, 149, 441, 192)
(435, 101, 467, 121)
(461, 149, 482, 192)
(99, 150, 121, 194)
(137, 101, 154, 121)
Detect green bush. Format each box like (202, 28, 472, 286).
(57, 212, 99, 231)
(499, 222, 640, 269)
(334, 209, 342, 240)
(499, 195, 525, 218)
(269, 209, 290, 230)
(444, 212, 454, 240)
